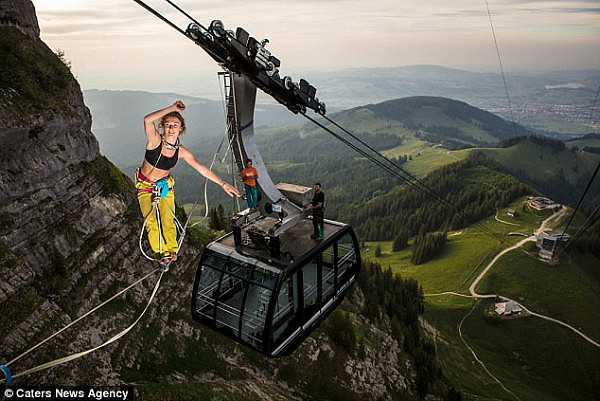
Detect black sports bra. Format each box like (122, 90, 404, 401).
(144, 142, 179, 170)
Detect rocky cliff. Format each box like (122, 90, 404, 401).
(0, 0, 39, 38)
(0, 2, 435, 400)
(0, 0, 164, 386)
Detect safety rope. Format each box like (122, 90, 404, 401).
(0, 267, 163, 384)
(203, 121, 234, 218)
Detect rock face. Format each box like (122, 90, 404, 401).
(0, 0, 39, 38)
(0, 0, 155, 386)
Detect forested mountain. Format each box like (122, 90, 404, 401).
(341, 152, 531, 240)
(482, 136, 600, 205)
(340, 96, 532, 148)
(148, 94, 533, 208)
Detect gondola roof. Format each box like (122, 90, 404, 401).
(209, 217, 350, 270)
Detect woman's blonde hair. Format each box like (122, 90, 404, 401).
(159, 111, 186, 136)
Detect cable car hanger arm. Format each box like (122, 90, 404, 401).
(132, 0, 326, 116)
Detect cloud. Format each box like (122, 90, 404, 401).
(32, 0, 600, 92)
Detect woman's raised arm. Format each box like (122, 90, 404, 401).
(143, 100, 185, 142)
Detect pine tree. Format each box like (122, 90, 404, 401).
(393, 230, 409, 252)
(208, 207, 219, 230)
(217, 204, 228, 230)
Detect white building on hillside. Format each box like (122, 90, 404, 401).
(495, 301, 523, 316)
(527, 196, 556, 210)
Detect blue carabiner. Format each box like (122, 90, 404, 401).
(0, 365, 12, 386)
(155, 178, 169, 198)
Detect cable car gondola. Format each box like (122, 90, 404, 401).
(192, 219, 359, 357)
(190, 70, 360, 357)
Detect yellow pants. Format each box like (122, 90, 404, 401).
(136, 175, 178, 257)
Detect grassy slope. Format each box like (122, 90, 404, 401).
(0, 26, 74, 121)
(482, 141, 600, 187)
(364, 196, 600, 401)
(566, 138, 600, 148)
(478, 248, 600, 340)
(384, 142, 472, 178)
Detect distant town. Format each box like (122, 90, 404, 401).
(490, 102, 599, 137)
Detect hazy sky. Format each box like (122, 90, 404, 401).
(34, 0, 599, 97)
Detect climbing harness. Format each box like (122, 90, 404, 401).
(136, 169, 185, 265)
(155, 177, 170, 198)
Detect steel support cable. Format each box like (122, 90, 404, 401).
(484, 0, 600, 256)
(484, 0, 519, 138)
(131, 1, 430, 210)
(203, 124, 231, 217)
(565, 205, 600, 243)
(555, 205, 600, 258)
(309, 114, 502, 240)
(163, 0, 240, 45)
(313, 114, 506, 242)
(323, 115, 483, 213)
(132, 0, 226, 65)
(317, 114, 506, 242)
(324, 115, 445, 195)
(552, 160, 600, 258)
(301, 114, 420, 189)
(163, 0, 209, 32)
(1, 267, 163, 380)
(132, 0, 187, 36)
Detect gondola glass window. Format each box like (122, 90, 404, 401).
(322, 243, 336, 301)
(192, 225, 360, 356)
(337, 233, 355, 285)
(272, 271, 301, 350)
(194, 251, 279, 350)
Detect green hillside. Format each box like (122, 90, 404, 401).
(480, 137, 600, 205)
(565, 133, 600, 154)
(338, 96, 532, 147)
(0, 26, 74, 123)
(364, 196, 600, 400)
(138, 92, 600, 400)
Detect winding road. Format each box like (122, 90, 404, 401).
(466, 205, 599, 347)
(425, 205, 599, 400)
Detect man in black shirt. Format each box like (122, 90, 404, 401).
(310, 182, 325, 240)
